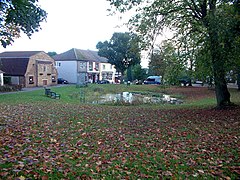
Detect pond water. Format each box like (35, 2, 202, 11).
(92, 92, 183, 105)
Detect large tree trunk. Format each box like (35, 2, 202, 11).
(209, 36, 231, 108)
(206, 2, 231, 108)
(213, 66, 231, 107)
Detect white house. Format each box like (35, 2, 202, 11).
(100, 62, 116, 84)
(0, 70, 4, 86)
(53, 49, 87, 84)
(53, 48, 116, 84)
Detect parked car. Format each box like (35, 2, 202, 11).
(194, 80, 204, 86)
(97, 80, 110, 84)
(178, 76, 191, 86)
(144, 76, 161, 84)
(57, 78, 69, 84)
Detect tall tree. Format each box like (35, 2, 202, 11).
(96, 32, 141, 81)
(107, 0, 240, 108)
(0, 0, 47, 47)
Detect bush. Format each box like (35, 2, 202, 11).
(0, 85, 22, 92)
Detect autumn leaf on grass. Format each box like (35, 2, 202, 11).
(198, 169, 204, 174)
(18, 176, 26, 180)
(41, 175, 49, 180)
(0, 172, 8, 177)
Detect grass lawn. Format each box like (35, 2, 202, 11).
(0, 84, 239, 179)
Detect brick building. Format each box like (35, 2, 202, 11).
(0, 51, 58, 87)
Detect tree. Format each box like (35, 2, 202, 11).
(48, 52, 57, 57)
(107, 0, 240, 108)
(96, 32, 141, 82)
(194, 43, 214, 86)
(148, 47, 165, 77)
(149, 41, 185, 85)
(132, 64, 147, 81)
(0, 0, 47, 47)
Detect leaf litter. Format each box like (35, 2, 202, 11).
(0, 89, 239, 179)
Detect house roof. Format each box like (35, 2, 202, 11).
(0, 58, 29, 76)
(0, 51, 43, 76)
(0, 51, 43, 58)
(53, 48, 108, 63)
(0, 70, 4, 73)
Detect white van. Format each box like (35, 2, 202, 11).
(144, 76, 161, 84)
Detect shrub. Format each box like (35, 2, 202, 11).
(0, 85, 22, 92)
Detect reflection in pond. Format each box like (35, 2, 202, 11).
(92, 92, 183, 105)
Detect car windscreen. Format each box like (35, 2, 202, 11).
(147, 78, 155, 81)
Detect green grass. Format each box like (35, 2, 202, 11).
(0, 84, 213, 106)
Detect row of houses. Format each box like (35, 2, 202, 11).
(0, 48, 117, 87)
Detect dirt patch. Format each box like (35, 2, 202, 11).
(166, 86, 215, 101)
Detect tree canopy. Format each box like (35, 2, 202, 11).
(0, 0, 47, 47)
(149, 41, 186, 85)
(107, 0, 240, 108)
(96, 32, 141, 79)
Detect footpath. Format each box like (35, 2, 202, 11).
(0, 84, 70, 95)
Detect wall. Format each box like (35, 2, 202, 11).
(26, 52, 58, 87)
(0, 72, 3, 86)
(55, 61, 77, 83)
(100, 63, 116, 83)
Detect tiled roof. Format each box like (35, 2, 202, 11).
(0, 51, 43, 58)
(0, 58, 29, 76)
(0, 51, 43, 76)
(53, 48, 108, 63)
(52, 49, 77, 60)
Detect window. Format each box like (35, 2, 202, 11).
(52, 76, 56, 82)
(79, 62, 85, 69)
(95, 63, 99, 71)
(29, 76, 34, 84)
(89, 62, 93, 71)
(107, 73, 113, 80)
(43, 65, 46, 72)
(103, 65, 106, 70)
(55, 62, 61, 67)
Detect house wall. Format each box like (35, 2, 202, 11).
(25, 52, 58, 87)
(86, 61, 100, 83)
(0, 72, 3, 86)
(56, 61, 77, 83)
(100, 63, 116, 83)
(77, 61, 87, 85)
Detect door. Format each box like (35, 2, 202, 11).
(43, 80, 48, 86)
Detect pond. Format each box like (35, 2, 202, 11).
(91, 92, 183, 105)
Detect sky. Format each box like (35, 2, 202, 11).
(0, 0, 174, 68)
(1, 0, 144, 64)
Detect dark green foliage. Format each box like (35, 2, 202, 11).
(47, 52, 57, 57)
(96, 32, 141, 79)
(0, 0, 47, 47)
(132, 64, 147, 81)
(149, 42, 185, 85)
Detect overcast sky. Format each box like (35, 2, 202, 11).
(0, 0, 128, 53)
(0, 0, 175, 68)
